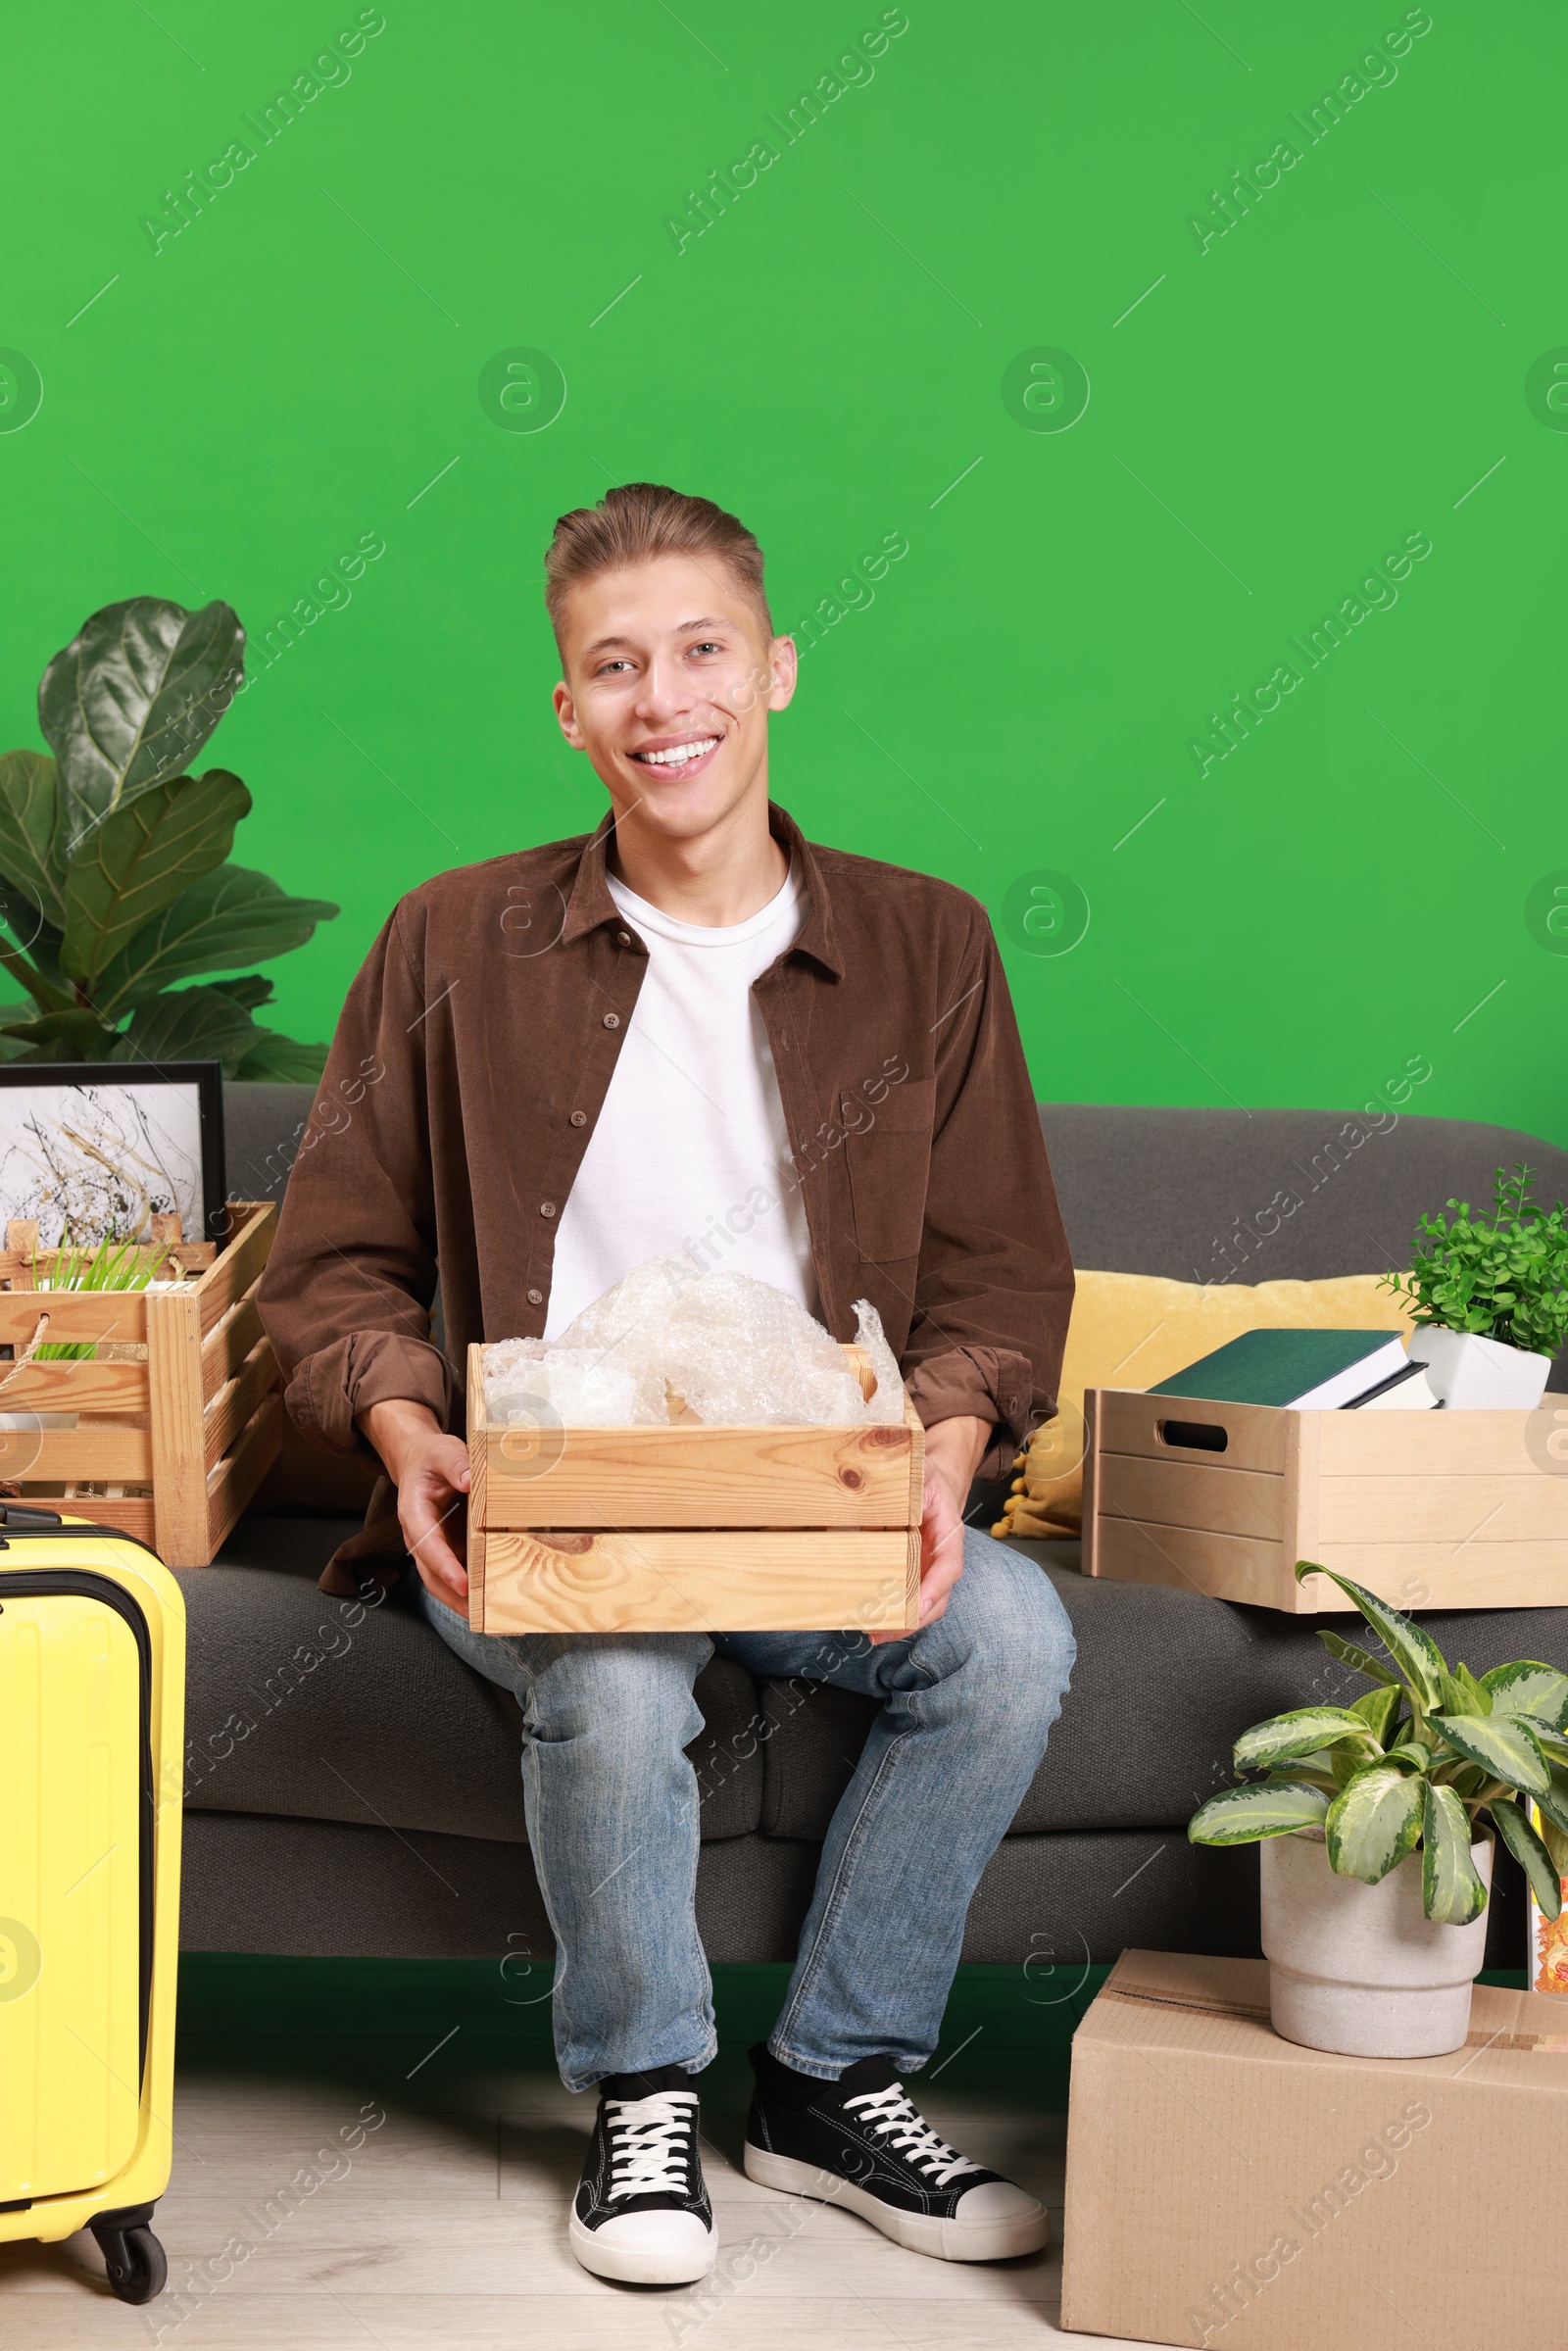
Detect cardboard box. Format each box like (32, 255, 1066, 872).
(1082, 1386, 1568, 1611)
(1061, 1948, 1568, 2349)
(466, 1342, 923, 1635)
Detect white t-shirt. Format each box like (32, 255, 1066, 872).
(544, 862, 816, 1336)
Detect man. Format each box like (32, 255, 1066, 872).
(261, 482, 1077, 2287)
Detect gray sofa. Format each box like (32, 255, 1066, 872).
(179, 1088, 1568, 1975)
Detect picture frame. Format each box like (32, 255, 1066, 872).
(0, 1061, 228, 1247)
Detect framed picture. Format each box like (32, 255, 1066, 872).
(0, 1062, 227, 1247)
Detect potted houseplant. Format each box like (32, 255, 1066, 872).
(1380, 1164, 1568, 1409)
(0, 596, 337, 1075)
(1190, 1562, 1568, 2058)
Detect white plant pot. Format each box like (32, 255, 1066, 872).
(1259, 1829, 1493, 2058)
(1406, 1326, 1551, 1409)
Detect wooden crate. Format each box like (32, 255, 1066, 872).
(0, 1203, 282, 1567)
(466, 1343, 923, 1636)
(1083, 1384, 1568, 1613)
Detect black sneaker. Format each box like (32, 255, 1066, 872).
(568, 2064, 715, 2284)
(743, 2044, 1048, 2261)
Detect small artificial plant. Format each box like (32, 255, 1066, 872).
(1380, 1163, 1568, 1358)
(1189, 1563, 1568, 1926)
(0, 597, 338, 1076)
(30, 1235, 178, 1362)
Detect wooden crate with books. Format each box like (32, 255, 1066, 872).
(466, 1342, 924, 1637)
(1082, 1328, 1568, 1613)
(0, 1203, 282, 1567)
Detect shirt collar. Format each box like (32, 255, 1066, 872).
(559, 800, 844, 979)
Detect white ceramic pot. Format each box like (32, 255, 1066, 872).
(1259, 1829, 1493, 2058)
(1406, 1326, 1551, 1409)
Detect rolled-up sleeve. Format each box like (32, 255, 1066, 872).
(902, 912, 1074, 1472)
(259, 903, 454, 1452)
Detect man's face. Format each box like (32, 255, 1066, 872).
(552, 555, 797, 842)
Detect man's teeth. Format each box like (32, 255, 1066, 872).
(637, 738, 718, 766)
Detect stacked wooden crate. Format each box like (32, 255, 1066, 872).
(0, 1203, 282, 1567)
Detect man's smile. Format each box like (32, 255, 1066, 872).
(630, 733, 721, 773)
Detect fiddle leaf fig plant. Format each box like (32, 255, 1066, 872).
(0, 597, 337, 1078)
(1190, 1562, 1568, 1927)
(1379, 1164, 1568, 1356)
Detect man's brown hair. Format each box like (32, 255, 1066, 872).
(544, 481, 772, 645)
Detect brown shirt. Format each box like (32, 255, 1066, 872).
(259, 804, 1073, 1576)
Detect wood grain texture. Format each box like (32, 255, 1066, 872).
(1094, 1514, 1298, 1609)
(1316, 1474, 1568, 1544)
(1089, 1388, 1291, 1474)
(466, 1347, 488, 1627)
(148, 1283, 208, 1564)
(0, 1425, 153, 1481)
(17, 1494, 158, 1544)
(0, 1292, 147, 1346)
(484, 1419, 916, 1529)
(1316, 1408, 1551, 1474)
(1305, 1543, 1568, 1609)
(195, 1201, 276, 1337)
(199, 1283, 265, 1404)
(203, 1334, 278, 1472)
(1092, 1454, 1286, 1543)
(0, 1359, 146, 1413)
(478, 1527, 915, 1636)
(205, 1394, 282, 1556)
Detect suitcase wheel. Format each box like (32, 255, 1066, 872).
(93, 2220, 167, 2305)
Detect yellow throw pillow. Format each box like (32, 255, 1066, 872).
(997, 1269, 1415, 1540)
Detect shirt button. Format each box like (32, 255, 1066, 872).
(527, 1288, 543, 1305)
(540, 1201, 556, 1219)
(615, 930, 632, 947)
(603, 1012, 620, 1029)
(570, 1110, 587, 1127)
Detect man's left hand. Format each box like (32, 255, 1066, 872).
(870, 1412, 992, 1646)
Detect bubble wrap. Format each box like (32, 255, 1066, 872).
(482, 1257, 910, 1427)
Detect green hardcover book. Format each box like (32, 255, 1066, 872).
(1146, 1329, 1411, 1411)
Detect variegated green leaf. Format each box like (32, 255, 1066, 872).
(1481, 1662, 1568, 1734)
(1295, 1563, 1446, 1709)
(1489, 1798, 1563, 1921)
(1316, 1629, 1399, 1689)
(1421, 1783, 1488, 1925)
(1432, 1711, 1549, 1796)
(1234, 1708, 1380, 1773)
(1189, 1783, 1330, 1846)
(1384, 1743, 1433, 1774)
(1325, 1764, 1426, 1886)
(1535, 1764, 1568, 1838)
(1440, 1665, 1493, 1717)
(1349, 1686, 1402, 1747)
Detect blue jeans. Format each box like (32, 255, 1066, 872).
(417, 1528, 1075, 2091)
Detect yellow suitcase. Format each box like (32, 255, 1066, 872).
(0, 1503, 184, 2306)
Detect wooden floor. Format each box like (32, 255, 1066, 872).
(0, 1959, 1180, 2349)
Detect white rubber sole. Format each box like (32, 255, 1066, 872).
(567, 2208, 716, 2284)
(742, 2145, 1050, 2262)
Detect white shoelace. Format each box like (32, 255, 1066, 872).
(603, 2089, 699, 2200)
(843, 2084, 984, 2189)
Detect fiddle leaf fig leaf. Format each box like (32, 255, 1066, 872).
(94, 863, 339, 1015)
(232, 1028, 329, 1081)
(1188, 1782, 1330, 1845)
(0, 750, 69, 926)
(1421, 1782, 1488, 1925)
(60, 768, 251, 986)
(109, 984, 262, 1076)
(1325, 1763, 1425, 1886)
(40, 597, 244, 839)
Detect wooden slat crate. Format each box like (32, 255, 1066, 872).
(1083, 1384, 1568, 1612)
(0, 1203, 282, 1567)
(466, 1342, 924, 1635)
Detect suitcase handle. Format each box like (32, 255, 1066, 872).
(0, 1502, 65, 1526)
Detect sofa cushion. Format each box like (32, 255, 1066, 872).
(185, 1516, 764, 1842)
(757, 1543, 1568, 1839)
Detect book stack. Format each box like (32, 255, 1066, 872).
(1147, 1329, 1439, 1412)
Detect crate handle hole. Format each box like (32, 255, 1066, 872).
(1157, 1419, 1228, 1453)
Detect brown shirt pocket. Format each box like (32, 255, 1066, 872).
(845, 1078, 937, 1264)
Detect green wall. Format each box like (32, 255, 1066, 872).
(4, 3, 1563, 1137)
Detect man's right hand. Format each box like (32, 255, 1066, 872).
(357, 1399, 471, 1610)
